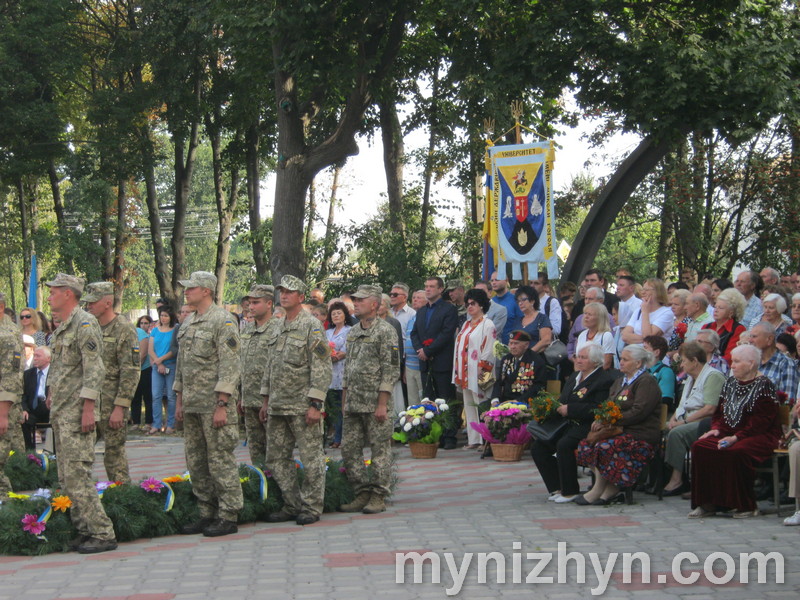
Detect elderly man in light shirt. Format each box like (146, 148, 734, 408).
(684, 293, 712, 342)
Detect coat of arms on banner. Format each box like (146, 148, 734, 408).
(498, 163, 545, 254)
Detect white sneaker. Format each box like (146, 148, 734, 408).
(783, 510, 800, 526)
(548, 492, 562, 502)
(554, 494, 577, 504)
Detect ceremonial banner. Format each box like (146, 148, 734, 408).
(487, 141, 557, 280)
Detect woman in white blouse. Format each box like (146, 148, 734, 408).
(453, 288, 496, 449)
(576, 303, 615, 370)
(622, 278, 674, 345)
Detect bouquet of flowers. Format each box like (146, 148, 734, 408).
(493, 340, 510, 359)
(674, 322, 688, 340)
(592, 399, 623, 425)
(470, 400, 533, 444)
(529, 391, 562, 423)
(392, 398, 450, 444)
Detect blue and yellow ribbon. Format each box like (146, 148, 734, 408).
(244, 465, 268, 502)
(160, 481, 175, 512)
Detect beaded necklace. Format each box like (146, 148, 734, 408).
(721, 375, 771, 428)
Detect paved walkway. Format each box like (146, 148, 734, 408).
(0, 435, 797, 599)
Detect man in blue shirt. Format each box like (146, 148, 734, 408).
(490, 272, 523, 344)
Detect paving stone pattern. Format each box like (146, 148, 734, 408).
(0, 436, 797, 599)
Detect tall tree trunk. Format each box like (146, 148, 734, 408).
(318, 164, 341, 281)
(48, 158, 73, 274)
(100, 185, 113, 280)
(656, 157, 675, 279)
(418, 65, 439, 255)
(112, 179, 126, 310)
(169, 78, 202, 296)
(380, 93, 404, 235)
(246, 124, 268, 279)
(304, 178, 316, 253)
(141, 134, 174, 304)
(208, 124, 241, 302)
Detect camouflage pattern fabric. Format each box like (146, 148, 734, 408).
(0, 314, 23, 494)
(174, 303, 242, 520)
(243, 405, 266, 468)
(240, 320, 275, 408)
(259, 310, 332, 415)
(94, 315, 140, 483)
(266, 415, 325, 517)
(174, 303, 240, 413)
(183, 412, 243, 520)
(341, 318, 399, 497)
(48, 306, 114, 541)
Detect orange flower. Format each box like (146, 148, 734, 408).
(163, 476, 184, 483)
(51, 495, 72, 512)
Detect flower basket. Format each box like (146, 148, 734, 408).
(408, 441, 439, 459)
(392, 398, 450, 445)
(490, 443, 524, 462)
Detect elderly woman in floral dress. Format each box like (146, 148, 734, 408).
(574, 345, 662, 505)
(453, 288, 496, 450)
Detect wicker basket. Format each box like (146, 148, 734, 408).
(490, 443, 524, 462)
(409, 441, 439, 459)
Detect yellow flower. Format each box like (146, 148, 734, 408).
(51, 495, 72, 512)
(7, 492, 29, 500)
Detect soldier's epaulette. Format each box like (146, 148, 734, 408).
(81, 321, 91, 328)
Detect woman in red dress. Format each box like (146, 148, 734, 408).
(689, 344, 782, 519)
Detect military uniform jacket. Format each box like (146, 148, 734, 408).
(49, 306, 105, 419)
(240, 319, 275, 408)
(259, 309, 332, 415)
(174, 303, 240, 414)
(0, 315, 23, 405)
(99, 315, 141, 409)
(343, 318, 400, 413)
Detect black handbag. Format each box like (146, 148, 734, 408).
(526, 416, 570, 443)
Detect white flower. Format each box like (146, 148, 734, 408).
(424, 411, 434, 419)
(421, 397, 430, 403)
(398, 411, 406, 417)
(31, 488, 51, 500)
(412, 418, 421, 426)
(399, 417, 406, 425)
(490, 398, 500, 406)
(439, 403, 449, 411)
(435, 398, 445, 405)
(403, 423, 412, 432)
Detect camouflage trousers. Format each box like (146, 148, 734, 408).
(340, 411, 394, 497)
(0, 409, 14, 495)
(95, 404, 130, 483)
(266, 414, 324, 517)
(243, 406, 267, 468)
(8, 403, 25, 454)
(183, 412, 243, 521)
(52, 413, 116, 541)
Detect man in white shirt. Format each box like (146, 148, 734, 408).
(389, 282, 415, 332)
(615, 275, 642, 328)
(533, 274, 562, 337)
(735, 270, 764, 329)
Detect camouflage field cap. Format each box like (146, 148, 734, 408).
(45, 273, 86, 293)
(178, 271, 217, 291)
(445, 279, 464, 291)
(351, 284, 383, 299)
(82, 281, 114, 302)
(245, 284, 275, 299)
(276, 275, 307, 294)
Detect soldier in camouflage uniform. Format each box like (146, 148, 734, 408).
(174, 271, 243, 537)
(260, 275, 332, 525)
(45, 274, 117, 554)
(238, 284, 275, 467)
(0, 292, 24, 496)
(84, 282, 141, 483)
(339, 285, 400, 514)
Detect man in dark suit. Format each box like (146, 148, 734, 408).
(21, 346, 51, 450)
(530, 343, 615, 502)
(411, 276, 459, 448)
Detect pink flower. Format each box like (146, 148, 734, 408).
(470, 350, 479, 360)
(21, 514, 46, 536)
(140, 477, 164, 493)
(27, 454, 42, 467)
